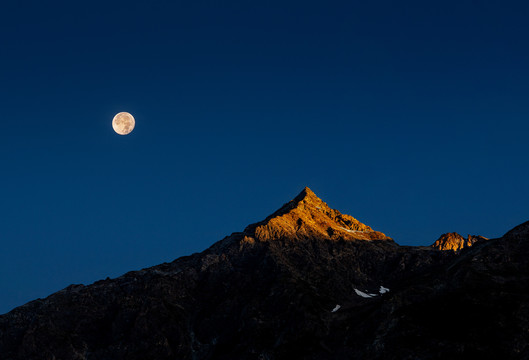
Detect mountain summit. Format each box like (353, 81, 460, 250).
(1, 188, 529, 359)
(243, 187, 391, 242)
(430, 232, 488, 251)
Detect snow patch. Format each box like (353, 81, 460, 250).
(331, 305, 341, 312)
(379, 286, 390, 294)
(354, 288, 377, 298)
(339, 227, 366, 233)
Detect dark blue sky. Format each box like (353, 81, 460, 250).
(1, 0, 528, 313)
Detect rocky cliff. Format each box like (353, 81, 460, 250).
(0, 188, 528, 359)
(430, 232, 488, 251)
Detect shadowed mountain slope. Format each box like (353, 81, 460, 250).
(0, 188, 528, 359)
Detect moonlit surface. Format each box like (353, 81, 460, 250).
(112, 112, 135, 135)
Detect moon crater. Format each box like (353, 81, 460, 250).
(112, 112, 135, 135)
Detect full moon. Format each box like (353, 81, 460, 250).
(112, 112, 135, 135)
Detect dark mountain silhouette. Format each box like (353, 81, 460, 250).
(1, 187, 528, 359)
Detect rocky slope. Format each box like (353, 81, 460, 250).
(0, 188, 528, 359)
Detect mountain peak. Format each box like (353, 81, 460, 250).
(280, 186, 326, 212)
(296, 186, 319, 201)
(243, 187, 391, 242)
(431, 232, 487, 251)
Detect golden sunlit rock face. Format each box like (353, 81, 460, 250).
(431, 232, 487, 251)
(242, 187, 391, 242)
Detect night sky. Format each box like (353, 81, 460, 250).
(1, 0, 528, 313)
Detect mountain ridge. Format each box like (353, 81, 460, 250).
(1, 187, 528, 359)
(241, 187, 391, 242)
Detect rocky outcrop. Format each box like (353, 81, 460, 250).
(431, 232, 488, 251)
(243, 187, 391, 242)
(0, 188, 527, 359)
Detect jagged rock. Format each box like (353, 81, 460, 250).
(243, 187, 391, 242)
(431, 232, 488, 251)
(0, 188, 528, 359)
